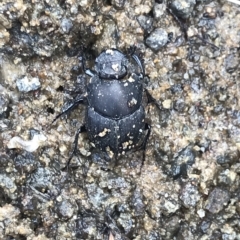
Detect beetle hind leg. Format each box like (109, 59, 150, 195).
(134, 123, 151, 169)
(62, 125, 87, 171)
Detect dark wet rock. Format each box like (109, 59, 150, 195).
(61, 18, 73, 34)
(225, 54, 239, 73)
(118, 212, 134, 236)
(147, 230, 162, 240)
(171, 145, 196, 179)
(76, 213, 97, 239)
(33, 38, 54, 57)
(217, 169, 236, 186)
(16, 75, 41, 92)
(172, 58, 187, 74)
(200, 220, 211, 234)
(0, 13, 12, 29)
(175, 222, 194, 239)
(188, 52, 200, 63)
(210, 229, 222, 239)
(20, 188, 39, 215)
(106, 175, 132, 196)
(0, 86, 10, 119)
(231, 163, 240, 174)
(8, 26, 36, 57)
(160, 196, 180, 216)
(194, 138, 211, 153)
(205, 188, 230, 214)
(222, 232, 237, 240)
(163, 216, 180, 239)
(191, 77, 201, 92)
(111, 0, 126, 9)
(170, 0, 196, 19)
(206, 27, 219, 40)
(7, 22, 55, 58)
(0, 118, 12, 131)
(170, 84, 183, 94)
(216, 151, 239, 165)
(131, 188, 145, 216)
(29, 167, 53, 192)
(0, 174, 17, 200)
(174, 99, 187, 112)
(228, 110, 240, 127)
(180, 182, 200, 208)
(14, 151, 38, 174)
(137, 15, 153, 33)
(212, 104, 223, 115)
(236, 201, 240, 215)
(146, 28, 168, 51)
(158, 109, 171, 127)
(39, 15, 53, 30)
(153, 3, 166, 19)
(87, 184, 109, 208)
(216, 155, 229, 165)
(57, 200, 75, 219)
(29, 128, 42, 140)
(0, 152, 12, 168)
(97, 204, 134, 239)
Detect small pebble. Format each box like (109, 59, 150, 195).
(146, 28, 168, 51)
(61, 18, 73, 33)
(7, 132, 47, 152)
(170, 0, 196, 19)
(16, 76, 41, 92)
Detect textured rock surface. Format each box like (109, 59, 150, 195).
(0, 0, 240, 239)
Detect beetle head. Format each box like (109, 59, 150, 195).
(95, 49, 128, 80)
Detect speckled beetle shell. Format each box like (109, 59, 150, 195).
(53, 48, 149, 160)
(85, 49, 145, 156)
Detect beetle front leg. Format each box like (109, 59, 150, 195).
(52, 94, 86, 124)
(128, 46, 145, 76)
(80, 56, 96, 77)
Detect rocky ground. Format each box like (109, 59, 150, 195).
(0, 0, 240, 239)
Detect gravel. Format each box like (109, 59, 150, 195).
(0, 0, 240, 239)
(16, 76, 41, 92)
(145, 28, 169, 51)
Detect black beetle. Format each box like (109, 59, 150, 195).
(53, 47, 158, 167)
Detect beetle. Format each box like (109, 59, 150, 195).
(53, 47, 158, 167)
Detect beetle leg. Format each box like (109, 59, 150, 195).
(131, 53, 145, 76)
(81, 56, 95, 77)
(128, 46, 145, 76)
(138, 123, 151, 151)
(134, 123, 151, 169)
(141, 123, 151, 169)
(52, 94, 86, 124)
(145, 88, 161, 111)
(62, 125, 87, 170)
(64, 89, 84, 95)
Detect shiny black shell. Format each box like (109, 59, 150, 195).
(85, 49, 145, 156)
